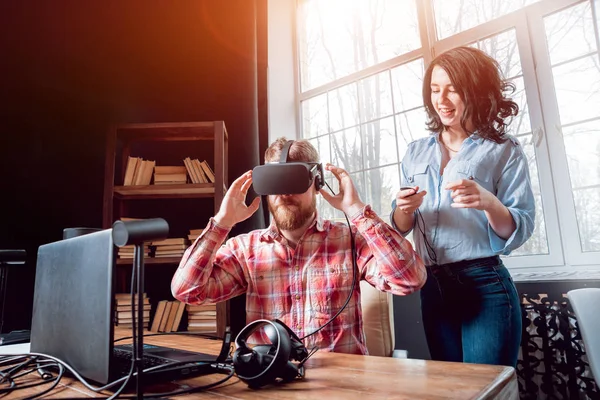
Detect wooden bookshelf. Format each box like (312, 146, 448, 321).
(103, 121, 229, 338)
(113, 183, 215, 199)
(116, 256, 183, 265)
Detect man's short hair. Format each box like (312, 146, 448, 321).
(264, 137, 319, 164)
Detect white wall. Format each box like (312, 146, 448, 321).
(267, 0, 298, 143)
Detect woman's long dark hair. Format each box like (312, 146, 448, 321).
(423, 46, 519, 143)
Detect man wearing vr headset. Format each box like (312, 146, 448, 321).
(171, 137, 426, 355)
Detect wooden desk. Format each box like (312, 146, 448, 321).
(11, 328, 518, 399)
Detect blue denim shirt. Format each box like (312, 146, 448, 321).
(391, 133, 535, 266)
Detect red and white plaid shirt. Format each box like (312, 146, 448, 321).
(171, 205, 425, 355)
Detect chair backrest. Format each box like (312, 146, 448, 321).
(360, 281, 394, 357)
(567, 288, 600, 384)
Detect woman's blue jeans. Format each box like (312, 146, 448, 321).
(420, 256, 522, 367)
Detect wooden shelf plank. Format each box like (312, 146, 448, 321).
(117, 257, 182, 265)
(115, 121, 226, 142)
(114, 183, 215, 199)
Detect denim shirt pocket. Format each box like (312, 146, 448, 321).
(406, 163, 429, 187)
(456, 161, 494, 192)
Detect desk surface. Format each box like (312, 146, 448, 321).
(7, 327, 518, 399)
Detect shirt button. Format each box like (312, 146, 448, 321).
(295, 294, 301, 300)
(297, 325, 302, 331)
(295, 265, 300, 271)
(330, 268, 335, 273)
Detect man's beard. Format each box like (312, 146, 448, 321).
(268, 196, 316, 231)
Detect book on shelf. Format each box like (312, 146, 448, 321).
(188, 228, 203, 242)
(199, 161, 215, 183)
(114, 293, 150, 328)
(117, 244, 151, 259)
(186, 303, 217, 332)
(184, 157, 202, 184)
(123, 156, 155, 186)
(124, 157, 215, 187)
(150, 300, 185, 333)
(153, 165, 188, 185)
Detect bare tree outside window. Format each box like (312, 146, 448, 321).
(297, 0, 600, 262)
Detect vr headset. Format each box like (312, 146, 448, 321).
(252, 140, 324, 195)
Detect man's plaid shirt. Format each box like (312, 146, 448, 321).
(171, 205, 425, 354)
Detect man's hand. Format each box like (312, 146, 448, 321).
(445, 179, 495, 210)
(394, 186, 427, 214)
(214, 171, 260, 229)
(319, 163, 365, 216)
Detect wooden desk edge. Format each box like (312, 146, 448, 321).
(477, 367, 518, 399)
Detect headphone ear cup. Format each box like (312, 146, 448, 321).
(232, 347, 260, 378)
(280, 361, 300, 382)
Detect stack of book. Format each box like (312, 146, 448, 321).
(114, 293, 150, 328)
(117, 244, 151, 259)
(152, 238, 189, 258)
(123, 156, 155, 186)
(150, 300, 186, 333)
(186, 304, 217, 334)
(183, 157, 215, 184)
(153, 166, 188, 185)
(187, 228, 202, 243)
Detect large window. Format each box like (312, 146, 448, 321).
(296, 0, 600, 273)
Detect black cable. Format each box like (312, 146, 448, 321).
(415, 209, 438, 265)
(62, 364, 235, 400)
(299, 180, 358, 341)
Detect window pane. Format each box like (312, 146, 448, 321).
(552, 55, 600, 126)
(544, 1, 596, 66)
(478, 31, 548, 257)
(433, 0, 540, 40)
(362, 116, 398, 169)
(509, 134, 549, 256)
(308, 134, 332, 165)
(318, 177, 344, 221)
(298, 0, 421, 91)
(351, 171, 368, 212)
(478, 29, 522, 79)
(302, 94, 328, 138)
(329, 83, 359, 132)
(562, 120, 600, 252)
(391, 58, 424, 112)
(331, 127, 362, 172)
(365, 164, 400, 217)
(573, 187, 600, 252)
(507, 77, 531, 136)
(358, 71, 394, 122)
(395, 107, 428, 158)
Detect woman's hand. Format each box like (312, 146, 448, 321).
(214, 171, 260, 228)
(394, 186, 427, 214)
(445, 179, 495, 210)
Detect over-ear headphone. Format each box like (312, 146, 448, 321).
(232, 319, 309, 389)
(280, 139, 324, 191)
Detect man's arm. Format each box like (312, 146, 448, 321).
(352, 206, 426, 295)
(319, 163, 426, 295)
(171, 170, 260, 304)
(171, 218, 248, 304)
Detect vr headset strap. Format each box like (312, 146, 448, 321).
(280, 140, 294, 163)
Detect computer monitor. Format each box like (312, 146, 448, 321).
(30, 229, 115, 383)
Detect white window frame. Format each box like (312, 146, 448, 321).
(267, 0, 600, 280)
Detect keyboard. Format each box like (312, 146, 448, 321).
(112, 347, 171, 377)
